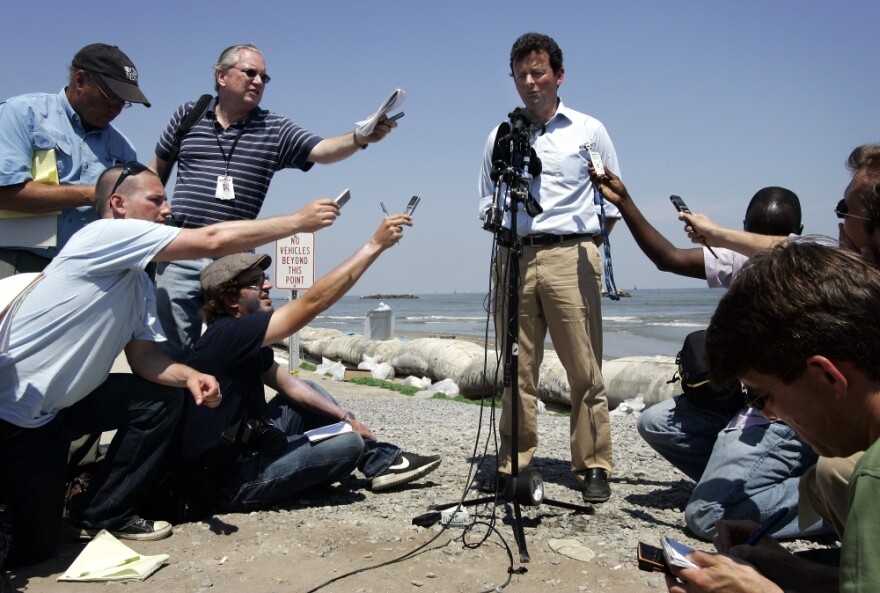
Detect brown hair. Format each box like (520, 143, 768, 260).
(509, 32, 563, 76)
(199, 282, 241, 325)
(706, 241, 880, 386)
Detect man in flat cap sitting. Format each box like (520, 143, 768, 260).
(178, 243, 441, 513)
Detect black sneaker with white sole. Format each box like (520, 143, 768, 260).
(68, 515, 173, 542)
(371, 452, 441, 492)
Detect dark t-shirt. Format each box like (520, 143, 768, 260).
(181, 312, 274, 460)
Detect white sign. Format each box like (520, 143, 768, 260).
(274, 233, 315, 290)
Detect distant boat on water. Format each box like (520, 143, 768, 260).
(360, 294, 419, 299)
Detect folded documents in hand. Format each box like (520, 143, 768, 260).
(356, 88, 406, 136)
(58, 530, 169, 582)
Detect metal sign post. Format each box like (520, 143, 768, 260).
(287, 291, 299, 374)
(274, 233, 316, 375)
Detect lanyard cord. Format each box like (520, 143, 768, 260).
(598, 196, 620, 301)
(213, 120, 248, 176)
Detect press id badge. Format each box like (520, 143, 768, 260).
(588, 151, 605, 176)
(215, 175, 235, 200)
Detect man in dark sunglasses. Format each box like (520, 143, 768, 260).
(665, 242, 880, 593)
(0, 161, 348, 568)
(150, 43, 399, 363)
(0, 43, 151, 280)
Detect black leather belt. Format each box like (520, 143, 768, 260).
(521, 233, 594, 247)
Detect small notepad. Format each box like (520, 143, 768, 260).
(304, 421, 353, 443)
(661, 536, 701, 569)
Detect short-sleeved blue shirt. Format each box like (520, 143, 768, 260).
(0, 219, 179, 427)
(0, 90, 137, 256)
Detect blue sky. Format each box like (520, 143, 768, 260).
(5, 0, 879, 294)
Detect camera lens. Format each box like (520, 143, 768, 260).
(241, 419, 287, 456)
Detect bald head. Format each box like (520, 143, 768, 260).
(743, 186, 803, 236)
(95, 163, 170, 222)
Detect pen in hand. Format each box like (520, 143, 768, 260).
(380, 202, 389, 217)
(744, 507, 789, 546)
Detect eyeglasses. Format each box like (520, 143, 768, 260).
(740, 381, 769, 411)
(835, 198, 872, 222)
(110, 161, 149, 196)
(88, 73, 132, 110)
(238, 273, 269, 291)
(235, 67, 271, 84)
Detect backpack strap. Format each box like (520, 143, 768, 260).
(159, 94, 213, 185)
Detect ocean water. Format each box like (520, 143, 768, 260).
(272, 288, 724, 360)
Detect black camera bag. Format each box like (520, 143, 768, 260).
(672, 330, 745, 419)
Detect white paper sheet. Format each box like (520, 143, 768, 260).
(356, 88, 407, 136)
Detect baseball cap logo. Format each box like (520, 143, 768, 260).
(71, 43, 151, 107)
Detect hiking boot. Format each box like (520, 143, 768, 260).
(68, 515, 173, 542)
(582, 468, 611, 503)
(371, 452, 441, 492)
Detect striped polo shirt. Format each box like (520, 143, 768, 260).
(155, 98, 322, 228)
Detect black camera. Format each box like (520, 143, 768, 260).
(238, 418, 287, 456)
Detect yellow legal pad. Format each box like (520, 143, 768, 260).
(57, 530, 169, 582)
(0, 148, 61, 247)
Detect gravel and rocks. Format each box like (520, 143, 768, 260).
(8, 371, 832, 593)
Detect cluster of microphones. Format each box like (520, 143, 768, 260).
(484, 107, 545, 231)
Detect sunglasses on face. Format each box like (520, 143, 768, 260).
(238, 273, 269, 291)
(88, 73, 132, 110)
(835, 198, 872, 222)
(234, 67, 271, 84)
(740, 381, 769, 411)
(110, 161, 149, 195)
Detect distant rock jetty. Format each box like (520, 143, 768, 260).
(360, 294, 419, 299)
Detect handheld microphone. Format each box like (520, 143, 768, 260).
(508, 107, 532, 134)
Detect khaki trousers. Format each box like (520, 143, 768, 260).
(494, 238, 612, 479)
(798, 452, 862, 538)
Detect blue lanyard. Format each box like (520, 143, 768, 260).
(597, 198, 620, 301)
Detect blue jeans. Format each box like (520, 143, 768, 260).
(0, 374, 181, 567)
(225, 382, 400, 512)
(638, 396, 828, 540)
(155, 258, 212, 362)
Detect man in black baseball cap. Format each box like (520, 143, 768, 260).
(0, 42, 150, 279)
(71, 43, 151, 108)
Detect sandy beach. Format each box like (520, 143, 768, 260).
(7, 354, 834, 593)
